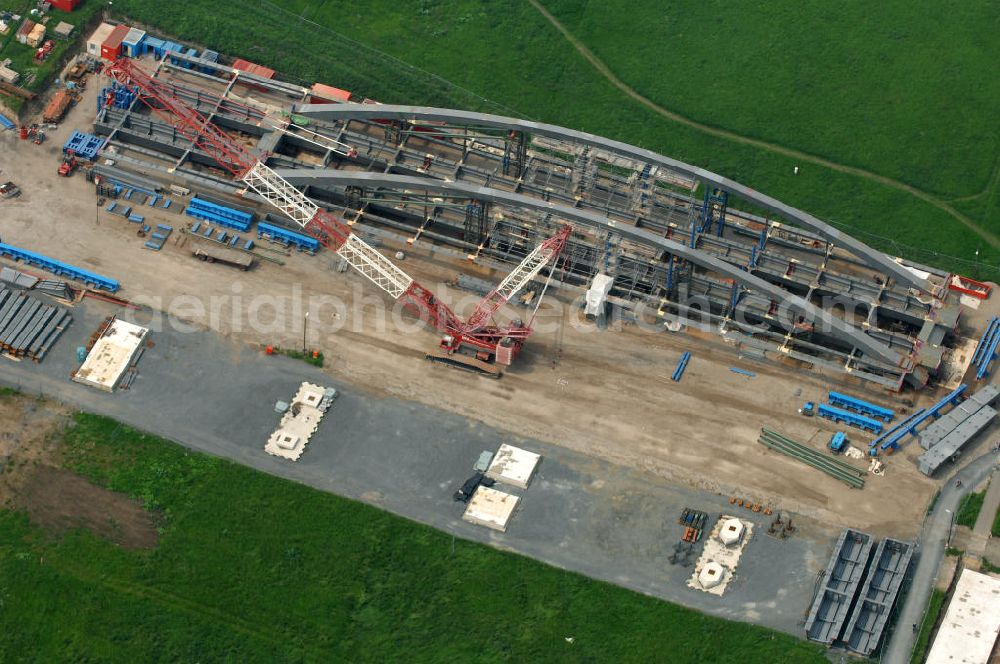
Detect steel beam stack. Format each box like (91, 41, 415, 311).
(0, 288, 72, 360)
(758, 428, 865, 488)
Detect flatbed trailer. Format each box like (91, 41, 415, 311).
(191, 244, 254, 270)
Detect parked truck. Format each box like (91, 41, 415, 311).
(191, 243, 254, 271)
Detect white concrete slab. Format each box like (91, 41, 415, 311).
(72, 319, 148, 392)
(463, 485, 519, 532)
(688, 515, 755, 596)
(265, 382, 330, 461)
(485, 443, 541, 489)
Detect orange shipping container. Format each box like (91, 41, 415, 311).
(309, 83, 351, 104)
(43, 89, 73, 123)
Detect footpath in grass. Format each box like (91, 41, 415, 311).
(0, 411, 828, 663)
(106, 0, 999, 278)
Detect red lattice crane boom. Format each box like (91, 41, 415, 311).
(103, 59, 570, 373)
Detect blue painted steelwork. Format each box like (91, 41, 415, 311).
(0, 243, 119, 292)
(971, 317, 999, 367)
(829, 432, 847, 453)
(181, 48, 199, 69)
(63, 131, 105, 161)
(730, 367, 755, 378)
(729, 282, 741, 311)
(257, 222, 320, 254)
(0, 113, 15, 131)
(144, 36, 164, 57)
(671, 351, 691, 382)
(828, 391, 894, 422)
(975, 317, 1000, 380)
(817, 404, 884, 434)
(184, 197, 253, 232)
(97, 83, 137, 112)
(872, 384, 968, 454)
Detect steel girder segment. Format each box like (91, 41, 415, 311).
(274, 169, 906, 367)
(294, 103, 929, 294)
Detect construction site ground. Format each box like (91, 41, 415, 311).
(2, 78, 1000, 633)
(0, 296, 828, 635)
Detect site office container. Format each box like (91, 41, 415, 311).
(309, 83, 351, 104)
(101, 24, 130, 61)
(231, 58, 274, 92)
(15, 19, 35, 44)
(87, 22, 115, 57)
(50, 0, 82, 10)
(121, 28, 146, 58)
(26, 24, 45, 48)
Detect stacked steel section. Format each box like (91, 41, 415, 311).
(804, 529, 875, 645)
(842, 538, 913, 656)
(0, 288, 72, 360)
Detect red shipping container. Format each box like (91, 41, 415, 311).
(50, 0, 82, 11)
(309, 83, 351, 104)
(231, 58, 275, 92)
(101, 24, 130, 61)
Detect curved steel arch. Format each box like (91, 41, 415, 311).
(294, 103, 929, 294)
(274, 168, 905, 366)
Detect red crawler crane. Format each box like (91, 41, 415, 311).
(103, 59, 570, 376)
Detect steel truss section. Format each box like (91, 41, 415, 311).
(294, 103, 930, 294)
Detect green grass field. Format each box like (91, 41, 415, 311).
(909, 588, 946, 664)
(0, 411, 827, 662)
(0, 1, 101, 112)
(955, 489, 986, 528)
(107, 0, 1000, 278)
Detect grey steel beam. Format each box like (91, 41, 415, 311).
(295, 103, 929, 293)
(274, 169, 905, 366)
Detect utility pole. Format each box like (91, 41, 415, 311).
(302, 311, 309, 353)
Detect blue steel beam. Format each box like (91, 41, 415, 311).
(873, 384, 968, 453)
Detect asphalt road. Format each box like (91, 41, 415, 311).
(881, 450, 999, 664)
(0, 295, 830, 636)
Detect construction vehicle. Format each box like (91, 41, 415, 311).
(452, 473, 495, 503)
(0, 181, 20, 199)
(192, 243, 255, 271)
(828, 431, 848, 453)
(799, 401, 816, 417)
(34, 39, 54, 62)
(105, 59, 570, 377)
(58, 150, 77, 177)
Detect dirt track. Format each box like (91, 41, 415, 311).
(0, 82, 974, 539)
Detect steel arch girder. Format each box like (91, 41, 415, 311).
(274, 168, 906, 367)
(294, 103, 929, 294)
